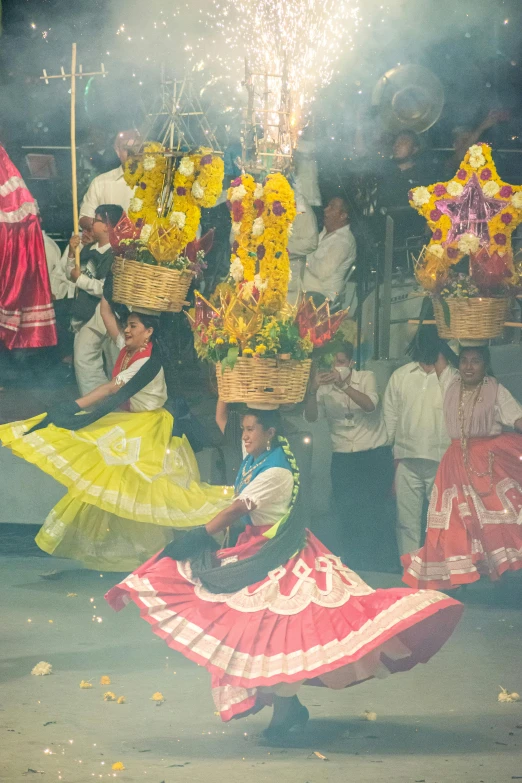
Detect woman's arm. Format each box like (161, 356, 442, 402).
(100, 296, 122, 343)
(75, 379, 120, 409)
(205, 497, 254, 535)
(215, 400, 229, 434)
(338, 376, 376, 412)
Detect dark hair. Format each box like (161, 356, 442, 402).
(127, 312, 160, 343)
(241, 408, 283, 440)
(459, 345, 494, 376)
(336, 340, 354, 360)
(394, 129, 420, 147)
(407, 324, 444, 364)
(95, 203, 124, 228)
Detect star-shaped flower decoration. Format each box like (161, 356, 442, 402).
(409, 144, 522, 268)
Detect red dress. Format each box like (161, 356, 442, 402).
(403, 376, 522, 589)
(0, 146, 56, 349)
(106, 524, 462, 722)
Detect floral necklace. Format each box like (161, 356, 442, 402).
(458, 378, 494, 497)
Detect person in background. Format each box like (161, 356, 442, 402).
(403, 345, 522, 589)
(287, 188, 318, 305)
(68, 204, 123, 395)
(305, 341, 397, 571)
(383, 326, 456, 557)
(79, 130, 140, 233)
(445, 110, 510, 177)
(302, 197, 356, 309)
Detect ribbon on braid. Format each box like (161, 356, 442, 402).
(189, 435, 306, 595)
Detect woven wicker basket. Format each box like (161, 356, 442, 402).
(112, 257, 193, 312)
(433, 296, 509, 340)
(216, 357, 312, 405)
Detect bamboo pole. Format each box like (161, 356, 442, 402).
(70, 43, 80, 271)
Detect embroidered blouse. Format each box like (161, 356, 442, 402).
(112, 334, 167, 413)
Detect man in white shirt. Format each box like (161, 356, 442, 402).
(383, 327, 454, 556)
(305, 341, 397, 571)
(68, 204, 123, 395)
(287, 190, 318, 304)
(302, 197, 356, 307)
(79, 130, 140, 232)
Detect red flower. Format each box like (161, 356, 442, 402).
(500, 185, 513, 198)
(480, 168, 492, 181)
(430, 208, 442, 221)
(254, 198, 265, 217)
(200, 154, 212, 166)
(433, 184, 446, 196)
(447, 247, 459, 260)
(432, 229, 442, 241)
(231, 177, 242, 187)
(494, 233, 507, 245)
(256, 244, 266, 260)
(176, 187, 187, 196)
(457, 169, 467, 180)
(231, 202, 244, 222)
(272, 201, 285, 217)
(501, 213, 513, 225)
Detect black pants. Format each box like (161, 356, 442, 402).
(330, 446, 398, 573)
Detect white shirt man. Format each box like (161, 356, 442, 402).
(383, 360, 451, 555)
(302, 197, 356, 305)
(42, 230, 63, 299)
(287, 191, 318, 304)
(79, 130, 140, 229)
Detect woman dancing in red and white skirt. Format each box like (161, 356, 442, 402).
(403, 346, 522, 590)
(106, 408, 462, 741)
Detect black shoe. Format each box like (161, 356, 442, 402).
(261, 704, 309, 743)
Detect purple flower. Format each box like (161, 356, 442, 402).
(200, 154, 212, 166)
(231, 177, 242, 187)
(256, 244, 266, 260)
(272, 200, 285, 217)
(140, 182, 147, 189)
(433, 184, 446, 196)
(501, 213, 513, 225)
(494, 232, 507, 245)
(430, 208, 442, 221)
(457, 169, 467, 180)
(480, 168, 492, 181)
(177, 187, 187, 196)
(447, 247, 459, 260)
(432, 228, 442, 241)
(408, 189, 414, 201)
(500, 185, 513, 198)
(232, 241, 239, 253)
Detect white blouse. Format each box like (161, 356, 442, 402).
(238, 467, 294, 527)
(114, 335, 168, 412)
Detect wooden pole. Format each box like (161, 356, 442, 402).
(70, 43, 80, 271)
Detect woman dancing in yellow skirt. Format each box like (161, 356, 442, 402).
(0, 302, 232, 571)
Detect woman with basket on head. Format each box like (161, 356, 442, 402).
(402, 345, 522, 590)
(0, 304, 232, 572)
(106, 407, 463, 743)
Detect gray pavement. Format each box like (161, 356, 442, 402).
(1, 554, 522, 783)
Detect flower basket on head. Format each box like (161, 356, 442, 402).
(216, 357, 312, 406)
(433, 296, 509, 340)
(112, 257, 193, 313)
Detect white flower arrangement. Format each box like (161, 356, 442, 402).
(140, 224, 152, 242)
(231, 221, 241, 235)
(468, 145, 486, 169)
(252, 217, 265, 237)
(192, 181, 205, 200)
(230, 257, 244, 282)
(457, 233, 480, 255)
(179, 157, 195, 177)
(482, 180, 500, 197)
(129, 197, 144, 212)
(428, 243, 445, 258)
(143, 156, 156, 171)
(169, 211, 187, 229)
(253, 274, 268, 291)
(447, 181, 464, 197)
(229, 184, 247, 203)
(411, 186, 431, 207)
(511, 191, 522, 210)
(254, 184, 264, 200)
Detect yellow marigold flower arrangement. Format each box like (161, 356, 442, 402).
(100, 675, 111, 685)
(103, 691, 117, 701)
(191, 149, 225, 208)
(409, 143, 522, 280)
(112, 762, 125, 771)
(151, 691, 165, 703)
(227, 174, 257, 282)
(79, 680, 93, 689)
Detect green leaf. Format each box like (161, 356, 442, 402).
(440, 297, 451, 327)
(221, 345, 239, 373)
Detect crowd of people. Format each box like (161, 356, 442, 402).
(1, 122, 522, 746)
